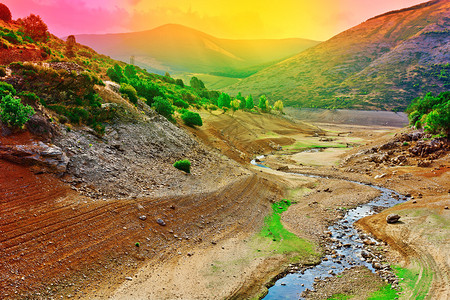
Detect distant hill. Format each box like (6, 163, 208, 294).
(224, 0, 450, 110)
(74, 24, 320, 76)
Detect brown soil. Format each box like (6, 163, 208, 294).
(182, 110, 321, 163)
(1, 109, 448, 300)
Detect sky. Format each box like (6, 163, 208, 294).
(2, 0, 429, 40)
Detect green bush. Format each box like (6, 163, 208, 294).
(173, 159, 191, 173)
(119, 83, 138, 104)
(181, 111, 203, 127)
(0, 81, 16, 97)
(407, 91, 449, 136)
(153, 96, 174, 120)
(0, 94, 35, 128)
(173, 99, 189, 108)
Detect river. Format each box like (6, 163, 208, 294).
(251, 156, 407, 300)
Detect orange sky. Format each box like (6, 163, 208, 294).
(3, 0, 429, 40)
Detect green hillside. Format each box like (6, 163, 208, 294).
(74, 24, 320, 76)
(224, 0, 450, 110)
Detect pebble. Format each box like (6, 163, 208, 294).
(125, 277, 133, 281)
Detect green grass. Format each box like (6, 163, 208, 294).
(259, 199, 318, 257)
(368, 284, 398, 299)
(393, 265, 432, 300)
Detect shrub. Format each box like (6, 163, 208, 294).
(153, 96, 174, 120)
(407, 91, 449, 136)
(19, 14, 49, 42)
(0, 81, 16, 97)
(273, 100, 284, 112)
(173, 99, 189, 109)
(0, 94, 35, 128)
(245, 94, 254, 109)
(173, 159, 191, 173)
(190, 76, 205, 90)
(119, 83, 138, 104)
(175, 79, 184, 87)
(181, 111, 203, 127)
(0, 3, 12, 22)
(217, 93, 231, 108)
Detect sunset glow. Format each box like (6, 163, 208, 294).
(3, 0, 429, 39)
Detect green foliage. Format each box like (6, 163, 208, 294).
(245, 94, 254, 109)
(173, 99, 189, 109)
(236, 92, 246, 109)
(175, 78, 184, 87)
(190, 76, 205, 90)
(230, 99, 240, 113)
(0, 94, 35, 128)
(0, 81, 16, 97)
(173, 159, 191, 173)
(258, 95, 269, 111)
(124, 65, 137, 79)
(181, 110, 203, 127)
(130, 79, 164, 106)
(153, 96, 174, 120)
(407, 91, 450, 136)
(119, 83, 138, 104)
(273, 100, 284, 112)
(107, 64, 128, 83)
(217, 92, 231, 108)
(367, 284, 398, 300)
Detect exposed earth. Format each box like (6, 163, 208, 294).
(0, 105, 448, 300)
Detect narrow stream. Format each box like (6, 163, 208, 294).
(251, 156, 408, 300)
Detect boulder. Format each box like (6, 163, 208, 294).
(0, 141, 69, 173)
(386, 214, 401, 224)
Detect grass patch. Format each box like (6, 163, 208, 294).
(393, 264, 432, 300)
(259, 199, 318, 258)
(368, 284, 398, 299)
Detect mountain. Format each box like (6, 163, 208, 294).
(224, 0, 450, 110)
(74, 24, 320, 75)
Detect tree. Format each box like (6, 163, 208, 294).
(407, 91, 450, 136)
(181, 111, 203, 127)
(173, 159, 191, 173)
(65, 35, 76, 58)
(273, 100, 284, 113)
(153, 96, 174, 120)
(175, 79, 184, 87)
(217, 93, 231, 109)
(0, 3, 12, 22)
(124, 65, 137, 79)
(259, 95, 268, 111)
(246, 94, 254, 109)
(19, 14, 49, 42)
(230, 99, 240, 114)
(0, 95, 35, 128)
(236, 92, 246, 109)
(190, 77, 205, 90)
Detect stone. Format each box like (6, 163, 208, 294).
(156, 218, 166, 226)
(139, 215, 147, 221)
(125, 276, 133, 281)
(386, 214, 401, 224)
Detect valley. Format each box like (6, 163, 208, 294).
(0, 1, 449, 299)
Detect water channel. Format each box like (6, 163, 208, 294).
(251, 156, 407, 300)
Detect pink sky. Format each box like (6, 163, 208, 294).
(1, 0, 431, 40)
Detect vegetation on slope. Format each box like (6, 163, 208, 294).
(0, 8, 285, 135)
(406, 91, 449, 136)
(225, 0, 450, 111)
